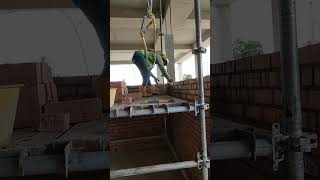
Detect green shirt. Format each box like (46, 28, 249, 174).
(140, 49, 171, 81)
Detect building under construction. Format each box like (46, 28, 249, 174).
(0, 0, 320, 180)
(109, 0, 320, 180)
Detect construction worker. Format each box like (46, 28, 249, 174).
(132, 49, 173, 97)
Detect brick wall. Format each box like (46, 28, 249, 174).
(110, 115, 166, 152)
(211, 43, 320, 132)
(166, 77, 212, 180)
(167, 112, 212, 180)
(210, 43, 320, 179)
(167, 76, 210, 103)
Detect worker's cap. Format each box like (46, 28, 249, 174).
(161, 54, 169, 65)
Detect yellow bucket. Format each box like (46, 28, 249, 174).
(110, 88, 117, 108)
(0, 85, 23, 147)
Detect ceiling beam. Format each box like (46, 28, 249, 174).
(110, 17, 209, 29)
(0, 0, 75, 10)
(155, 0, 195, 52)
(111, 43, 193, 51)
(188, 10, 210, 20)
(111, 7, 160, 18)
(110, 61, 133, 65)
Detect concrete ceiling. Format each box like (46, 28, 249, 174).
(0, 0, 210, 64)
(110, 0, 210, 64)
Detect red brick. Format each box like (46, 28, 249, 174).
(110, 81, 127, 98)
(44, 98, 102, 123)
(110, 116, 164, 140)
(300, 66, 313, 86)
(225, 61, 235, 73)
(239, 89, 249, 103)
(302, 111, 317, 131)
(252, 54, 271, 69)
(231, 103, 244, 117)
(220, 75, 229, 88)
(269, 71, 281, 87)
(14, 84, 48, 129)
(124, 92, 142, 101)
(301, 90, 309, 108)
(38, 113, 70, 132)
(248, 73, 261, 88)
(235, 57, 252, 72)
(230, 75, 240, 88)
(57, 86, 77, 100)
(203, 76, 210, 83)
(0, 62, 52, 85)
(298, 45, 320, 64)
(308, 91, 320, 110)
(254, 89, 273, 105)
(122, 97, 132, 104)
(239, 74, 247, 87)
(314, 66, 320, 86)
(246, 106, 262, 120)
(263, 107, 282, 123)
(214, 63, 224, 74)
(50, 82, 58, 102)
(273, 90, 283, 106)
(261, 72, 280, 88)
(271, 52, 281, 68)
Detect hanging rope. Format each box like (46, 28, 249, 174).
(140, 0, 157, 66)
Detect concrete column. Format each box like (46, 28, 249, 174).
(271, 0, 280, 51)
(165, 34, 176, 82)
(211, 0, 235, 64)
(157, 65, 164, 84)
(177, 63, 183, 81)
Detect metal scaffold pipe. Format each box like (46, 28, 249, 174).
(193, 0, 209, 179)
(110, 161, 198, 178)
(278, 0, 304, 179)
(209, 139, 273, 160)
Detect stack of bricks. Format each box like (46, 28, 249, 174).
(127, 86, 140, 93)
(0, 62, 58, 129)
(124, 92, 142, 101)
(53, 75, 97, 101)
(38, 113, 70, 132)
(211, 43, 320, 132)
(110, 81, 128, 103)
(43, 98, 102, 124)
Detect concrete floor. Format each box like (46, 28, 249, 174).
(111, 147, 185, 180)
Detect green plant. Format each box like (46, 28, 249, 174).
(232, 38, 264, 59)
(183, 74, 193, 80)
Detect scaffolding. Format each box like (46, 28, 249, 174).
(110, 0, 318, 180)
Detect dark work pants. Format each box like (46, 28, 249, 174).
(132, 51, 151, 86)
(72, 0, 108, 77)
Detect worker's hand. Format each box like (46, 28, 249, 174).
(153, 77, 160, 84)
(168, 78, 173, 82)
